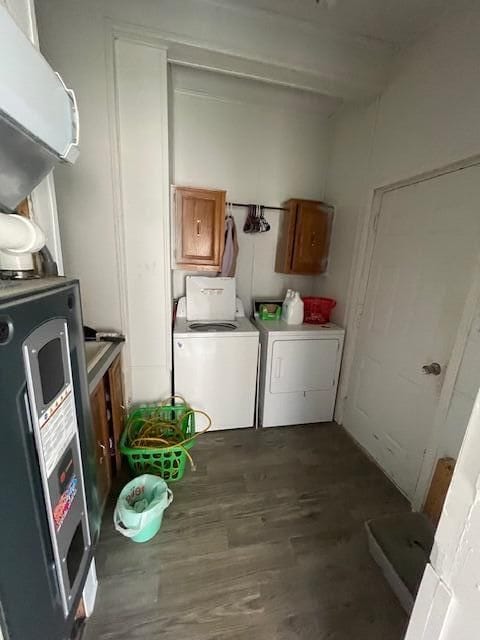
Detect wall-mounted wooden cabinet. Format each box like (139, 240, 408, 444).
(275, 199, 333, 275)
(174, 186, 226, 271)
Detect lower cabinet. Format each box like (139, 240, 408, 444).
(90, 378, 112, 513)
(108, 355, 124, 473)
(90, 354, 125, 514)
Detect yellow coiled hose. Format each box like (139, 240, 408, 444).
(125, 396, 212, 471)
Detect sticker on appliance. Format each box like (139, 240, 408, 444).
(53, 447, 78, 531)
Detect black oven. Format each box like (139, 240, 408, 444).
(0, 278, 100, 640)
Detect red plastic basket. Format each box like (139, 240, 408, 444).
(303, 297, 336, 324)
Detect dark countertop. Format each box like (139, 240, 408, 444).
(0, 276, 78, 300)
(87, 341, 123, 393)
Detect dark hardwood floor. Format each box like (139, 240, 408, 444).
(84, 423, 410, 640)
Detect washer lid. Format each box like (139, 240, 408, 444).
(188, 322, 237, 332)
(186, 276, 236, 321)
(174, 316, 259, 338)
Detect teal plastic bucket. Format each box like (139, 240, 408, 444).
(113, 474, 173, 543)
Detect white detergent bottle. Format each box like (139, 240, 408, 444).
(282, 289, 293, 321)
(286, 292, 304, 325)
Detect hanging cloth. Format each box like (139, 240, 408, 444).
(219, 212, 239, 277)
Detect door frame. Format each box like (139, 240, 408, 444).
(338, 153, 480, 509)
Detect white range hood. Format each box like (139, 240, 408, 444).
(0, 5, 79, 211)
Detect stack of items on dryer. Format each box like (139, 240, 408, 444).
(173, 277, 259, 431)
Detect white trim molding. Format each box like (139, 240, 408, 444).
(101, 11, 391, 102)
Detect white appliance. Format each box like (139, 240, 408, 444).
(174, 277, 259, 431)
(255, 310, 345, 428)
(0, 214, 46, 275)
(0, 5, 79, 211)
(186, 276, 236, 321)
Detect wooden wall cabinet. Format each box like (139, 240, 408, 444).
(90, 354, 125, 514)
(275, 199, 333, 275)
(174, 186, 226, 271)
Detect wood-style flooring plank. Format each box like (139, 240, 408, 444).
(83, 423, 409, 640)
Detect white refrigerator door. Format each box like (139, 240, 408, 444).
(174, 336, 258, 430)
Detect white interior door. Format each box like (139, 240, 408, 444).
(344, 166, 480, 499)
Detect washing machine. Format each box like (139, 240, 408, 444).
(173, 277, 259, 431)
(254, 299, 345, 428)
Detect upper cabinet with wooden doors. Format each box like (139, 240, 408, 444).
(275, 199, 333, 275)
(174, 186, 226, 271)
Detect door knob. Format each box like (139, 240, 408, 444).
(422, 362, 442, 376)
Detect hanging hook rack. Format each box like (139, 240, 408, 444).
(227, 201, 287, 212)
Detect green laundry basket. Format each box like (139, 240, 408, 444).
(114, 474, 173, 543)
(120, 401, 196, 483)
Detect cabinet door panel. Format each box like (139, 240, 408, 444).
(108, 355, 125, 472)
(182, 195, 216, 261)
(175, 187, 225, 270)
(274, 200, 297, 273)
(90, 379, 111, 513)
(291, 202, 330, 274)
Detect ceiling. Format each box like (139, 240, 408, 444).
(214, 0, 451, 48)
(171, 65, 341, 116)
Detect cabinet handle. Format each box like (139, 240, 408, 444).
(273, 357, 283, 378)
(311, 232, 316, 247)
(196, 219, 201, 236)
(98, 440, 106, 464)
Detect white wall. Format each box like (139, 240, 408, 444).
(322, 3, 480, 319)
(314, 100, 378, 325)
(171, 67, 331, 312)
(320, 3, 480, 464)
(33, 0, 349, 340)
(36, 0, 335, 400)
(36, 0, 174, 401)
(36, 1, 123, 331)
(3, 0, 37, 39)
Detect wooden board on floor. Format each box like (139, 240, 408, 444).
(423, 457, 455, 527)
